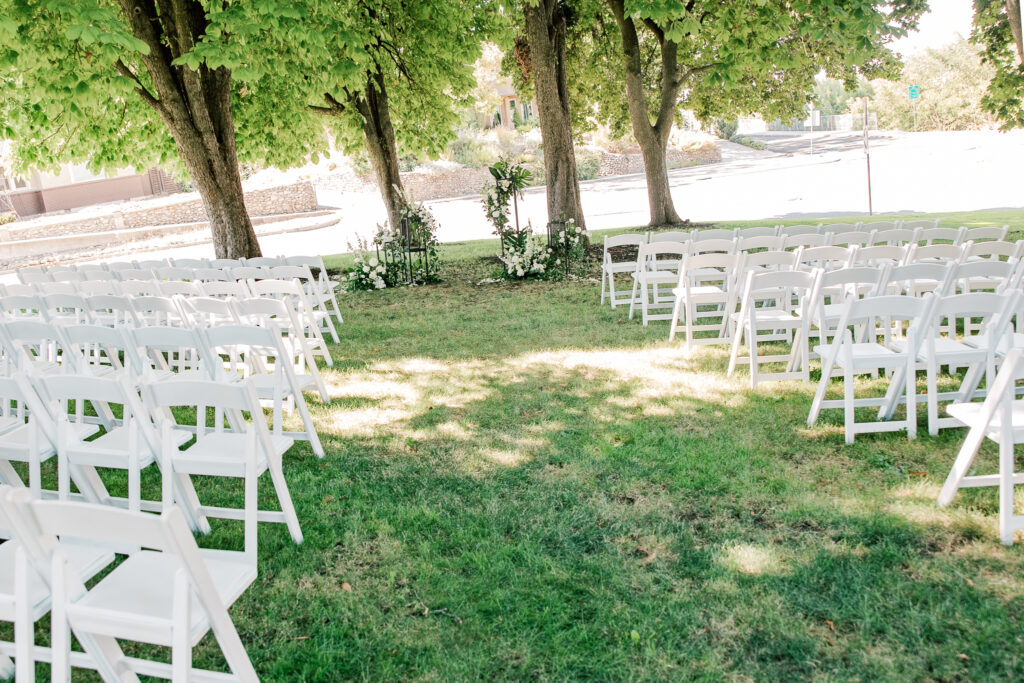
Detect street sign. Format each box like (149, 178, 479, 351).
(908, 85, 920, 100)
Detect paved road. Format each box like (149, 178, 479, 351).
(97, 129, 1024, 264)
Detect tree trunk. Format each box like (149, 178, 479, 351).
(116, 0, 261, 258)
(354, 73, 406, 232)
(608, 0, 684, 227)
(523, 0, 586, 230)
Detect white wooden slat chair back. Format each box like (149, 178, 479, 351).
(143, 377, 304, 544)
(628, 241, 688, 326)
(778, 224, 822, 237)
(601, 233, 647, 308)
(1, 487, 260, 681)
(807, 294, 935, 443)
(669, 252, 738, 351)
(938, 347, 1024, 544)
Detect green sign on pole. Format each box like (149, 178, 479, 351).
(908, 85, 920, 100)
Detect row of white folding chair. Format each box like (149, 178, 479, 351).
(637, 241, 1016, 329)
(1, 280, 336, 366)
(806, 290, 1022, 443)
(0, 316, 327, 459)
(0, 481, 261, 679)
(0, 333, 307, 542)
(18, 255, 343, 332)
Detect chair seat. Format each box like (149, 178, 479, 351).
(814, 342, 906, 369)
(731, 309, 800, 325)
(966, 332, 1024, 355)
(0, 539, 114, 622)
(249, 373, 317, 396)
(173, 432, 291, 477)
(69, 549, 256, 647)
(632, 271, 678, 284)
(947, 400, 1024, 441)
(603, 262, 638, 274)
(0, 422, 99, 461)
(67, 425, 191, 469)
(0, 417, 22, 437)
(892, 338, 988, 361)
(672, 285, 725, 299)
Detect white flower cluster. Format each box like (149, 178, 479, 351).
(349, 253, 387, 290)
(500, 237, 552, 278)
(555, 218, 589, 247)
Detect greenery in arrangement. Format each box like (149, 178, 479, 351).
(483, 158, 533, 251)
(345, 192, 441, 291)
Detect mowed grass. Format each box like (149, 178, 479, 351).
(28, 208, 1024, 680)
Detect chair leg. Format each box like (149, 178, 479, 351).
(906, 359, 917, 440)
(999, 427, 1016, 545)
(628, 279, 639, 319)
(727, 323, 744, 376)
(669, 295, 683, 342)
(640, 283, 650, 326)
(14, 548, 32, 683)
(601, 268, 607, 305)
(268, 461, 304, 544)
(172, 570, 192, 683)
(844, 365, 856, 444)
(748, 329, 759, 389)
(927, 356, 939, 436)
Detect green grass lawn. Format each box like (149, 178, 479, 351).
(36, 209, 1024, 680)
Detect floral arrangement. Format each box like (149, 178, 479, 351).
(345, 234, 389, 291)
(550, 217, 589, 277)
(499, 221, 552, 279)
(482, 158, 532, 254)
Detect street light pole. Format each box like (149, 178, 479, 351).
(863, 97, 873, 216)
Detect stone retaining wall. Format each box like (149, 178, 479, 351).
(6, 181, 318, 241)
(313, 143, 722, 202)
(597, 146, 721, 177)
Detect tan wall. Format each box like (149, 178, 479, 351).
(38, 174, 152, 213)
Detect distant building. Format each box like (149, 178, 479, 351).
(484, 82, 536, 130)
(0, 154, 181, 218)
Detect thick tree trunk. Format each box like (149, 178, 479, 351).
(608, 0, 684, 227)
(1009, 0, 1024, 64)
(523, 0, 586, 230)
(118, 0, 262, 258)
(354, 74, 406, 232)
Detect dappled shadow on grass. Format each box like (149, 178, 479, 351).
(256, 330, 1024, 680)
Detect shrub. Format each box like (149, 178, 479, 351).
(712, 118, 738, 140)
(733, 136, 767, 150)
(0, 212, 15, 226)
(449, 136, 499, 168)
(575, 148, 602, 180)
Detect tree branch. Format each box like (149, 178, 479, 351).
(114, 58, 162, 111)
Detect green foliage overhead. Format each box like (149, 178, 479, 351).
(294, 0, 493, 161)
(972, 0, 1024, 129)
(574, 0, 926, 133)
(0, 0, 331, 178)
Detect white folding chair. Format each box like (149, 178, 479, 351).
(86, 294, 140, 328)
(735, 226, 778, 239)
(601, 233, 646, 308)
(202, 324, 325, 457)
(903, 218, 940, 234)
(127, 326, 215, 383)
(209, 258, 243, 269)
(170, 258, 209, 269)
(807, 295, 934, 443)
(233, 297, 329, 402)
(736, 235, 782, 253)
(860, 221, 898, 233)
(794, 245, 854, 272)
(801, 265, 887, 348)
(0, 488, 114, 681)
(144, 377, 304, 544)
(155, 267, 195, 282)
(827, 230, 873, 248)
(821, 222, 861, 237)
(16, 269, 50, 286)
(880, 263, 953, 298)
(0, 295, 46, 322)
(669, 252, 737, 351)
(727, 270, 817, 387)
(193, 268, 231, 282)
(687, 228, 734, 242)
(628, 241, 687, 326)
(285, 256, 343, 326)
(134, 259, 168, 270)
(916, 225, 964, 246)
(778, 224, 822, 237)
(117, 279, 162, 297)
(961, 240, 1021, 264)
(41, 293, 94, 326)
(1, 488, 260, 681)
(938, 348, 1024, 544)
(46, 268, 82, 284)
(243, 257, 285, 268)
(781, 233, 827, 250)
(77, 281, 121, 297)
(180, 296, 241, 328)
(200, 280, 251, 299)
(851, 245, 905, 268)
(34, 282, 78, 296)
(159, 281, 203, 298)
(916, 292, 1019, 435)
(131, 295, 189, 328)
(961, 225, 1009, 244)
(249, 278, 337, 355)
(870, 228, 919, 247)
